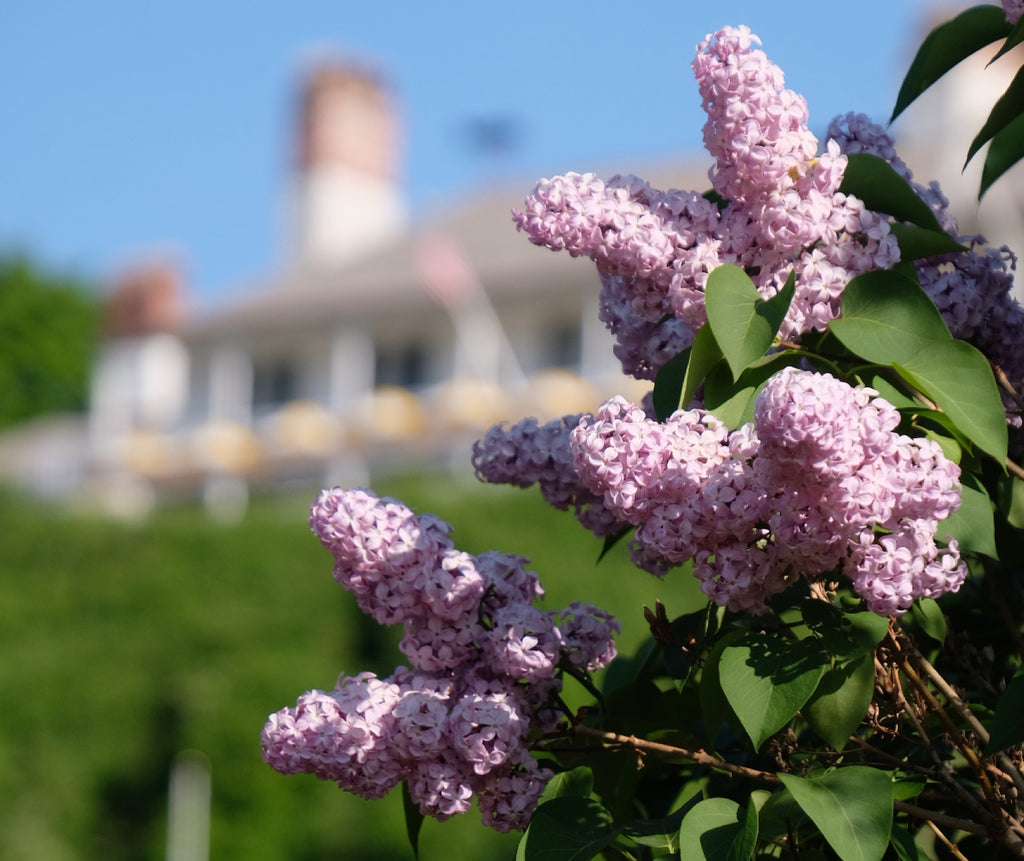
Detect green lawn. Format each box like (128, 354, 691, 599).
(0, 474, 703, 860)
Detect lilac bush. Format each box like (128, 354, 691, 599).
(266, 12, 1024, 859)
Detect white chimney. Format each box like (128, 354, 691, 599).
(287, 61, 407, 268)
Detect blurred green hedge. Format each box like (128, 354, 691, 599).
(0, 475, 693, 860)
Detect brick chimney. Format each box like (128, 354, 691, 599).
(103, 260, 184, 337)
(287, 61, 407, 268)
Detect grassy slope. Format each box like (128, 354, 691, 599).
(0, 476, 704, 860)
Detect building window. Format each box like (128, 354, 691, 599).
(540, 319, 581, 370)
(253, 360, 297, 409)
(375, 342, 430, 389)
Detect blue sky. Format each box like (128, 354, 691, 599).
(2, 1, 939, 307)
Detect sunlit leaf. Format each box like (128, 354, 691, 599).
(838, 154, 943, 231)
(829, 270, 951, 365)
(802, 601, 889, 662)
(677, 797, 758, 861)
(705, 264, 783, 379)
(891, 5, 1011, 121)
(907, 598, 947, 645)
(888, 222, 965, 260)
(804, 652, 876, 751)
(778, 768, 893, 861)
(894, 339, 1008, 463)
(719, 631, 828, 750)
(938, 478, 997, 559)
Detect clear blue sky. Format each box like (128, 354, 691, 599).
(1, 0, 940, 307)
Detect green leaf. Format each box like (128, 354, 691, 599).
(864, 373, 919, 410)
(983, 669, 1024, 755)
(517, 797, 618, 861)
(699, 629, 744, 744)
(990, 11, 1024, 63)
(1001, 475, 1024, 528)
(540, 767, 594, 804)
(621, 805, 688, 854)
(829, 270, 951, 365)
(888, 222, 965, 260)
(801, 601, 889, 663)
(677, 797, 758, 861)
(652, 347, 691, 422)
(761, 269, 797, 334)
(777, 768, 894, 861)
(703, 352, 802, 430)
(804, 651, 876, 751)
(890, 5, 1011, 122)
(893, 339, 1008, 463)
(980, 109, 1024, 199)
(838, 154, 943, 232)
(705, 264, 783, 379)
(889, 823, 929, 861)
(938, 478, 997, 559)
(966, 65, 1024, 165)
(907, 598, 947, 644)
(719, 631, 828, 750)
(402, 781, 424, 860)
(681, 323, 724, 414)
(597, 527, 632, 564)
(921, 426, 962, 465)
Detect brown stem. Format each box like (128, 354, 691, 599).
(1006, 458, 1024, 482)
(925, 818, 972, 859)
(570, 725, 999, 839)
(570, 724, 780, 785)
(909, 644, 1024, 797)
(994, 363, 1024, 414)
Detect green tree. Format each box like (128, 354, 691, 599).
(0, 255, 99, 430)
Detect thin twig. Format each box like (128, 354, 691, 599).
(994, 364, 1024, 414)
(925, 818, 971, 859)
(893, 801, 987, 837)
(572, 724, 998, 839)
(571, 724, 781, 785)
(910, 644, 1024, 797)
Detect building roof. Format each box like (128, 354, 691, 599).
(187, 158, 712, 342)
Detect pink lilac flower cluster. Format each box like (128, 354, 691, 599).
(471, 414, 624, 537)
(569, 368, 966, 616)
(262, 487, 620, 832)
(828, 112, 1024, 391)
(512, 26, 899, 381)
(1004, 0, 1023, 25)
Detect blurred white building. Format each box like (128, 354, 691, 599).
(5, 24, 1024, 517)
(81, 61, 671, 516)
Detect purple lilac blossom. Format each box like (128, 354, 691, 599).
(569, 368, 965, 615)
(1005, 0, 1024, 25)
(264, 487, 620, 832)
(471, 413, 626, 538)
(513, 26, 899, 380)
(828, 112, 1024, 392)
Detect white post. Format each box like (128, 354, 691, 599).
(166, 750, 211, 861)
